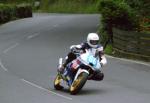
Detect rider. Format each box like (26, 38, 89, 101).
(58, 33, 107, 81)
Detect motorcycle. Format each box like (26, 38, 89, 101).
(54, 48, 103, 95)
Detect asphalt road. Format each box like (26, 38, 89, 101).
(0, 14, 150, 103)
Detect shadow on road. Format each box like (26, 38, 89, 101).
(77, 88, 108, 95)
(53, 87, 108, 96)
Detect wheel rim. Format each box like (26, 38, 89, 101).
(70, 75, 83, 91)
(54, 75, 62, 85)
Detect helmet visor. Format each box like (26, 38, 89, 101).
(90, 40, 99, 45)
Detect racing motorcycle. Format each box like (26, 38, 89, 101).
(54, 48, 103, 95)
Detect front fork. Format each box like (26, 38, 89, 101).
(63, 68, 89, 87)
(73, 68, 89, 82)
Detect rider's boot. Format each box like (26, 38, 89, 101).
(58, 64, 65, 74)
(58, 52, 76, 73)
(58, 58, 70, 73)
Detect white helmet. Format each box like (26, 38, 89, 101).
(87, 33, 99, 48)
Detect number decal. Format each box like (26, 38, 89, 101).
(87, 55, 97, 66)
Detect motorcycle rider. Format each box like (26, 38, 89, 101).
(58, 33, 107, 81)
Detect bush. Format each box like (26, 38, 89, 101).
(16, 4, 32, 18)
(39, 0, 99, 13)
(0, 3, 32, 24)
(0, 0, 35, 4)
(97, 0, 139, 30)
(0, 4, 16, 23)
(125, 0, 150, 17)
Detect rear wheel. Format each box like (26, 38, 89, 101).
(70, 72, 88, 95)
(54, 74, 64, 90)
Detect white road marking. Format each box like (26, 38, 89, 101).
(21, 79, 72, 101)
(0, 59, 8, 71)
(3, 43, 19, 54)
(27, 33, 39, 39)
(106, 55, 150, 67)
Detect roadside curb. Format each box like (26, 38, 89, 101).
(106, 55, 150, 67)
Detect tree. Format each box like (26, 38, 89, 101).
(125, 0, 150, 17)
(97, 0, 139, 48)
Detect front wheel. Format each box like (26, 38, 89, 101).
(54, 74, 64, 90)
(70, 72, 88, 95)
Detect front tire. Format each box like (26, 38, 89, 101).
(54, 74, 64, 90)
(70, 72, 88, 95)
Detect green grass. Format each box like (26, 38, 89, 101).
(1, 0, 99, 13)
(104, 44, 113, 55)
(39, 1, 98, 13)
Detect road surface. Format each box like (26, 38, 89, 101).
(0, 13, 150, 103)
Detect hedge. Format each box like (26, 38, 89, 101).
(16, 4, 32, 18)
(0, 4, 16, 23)
(0, 3, 32, 24)
(97, 0, 139, 31)
(97, 0, 140, 49)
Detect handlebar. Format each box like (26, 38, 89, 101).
(71, 47, 83, 55)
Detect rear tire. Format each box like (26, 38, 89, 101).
(70, 72, 88, 95)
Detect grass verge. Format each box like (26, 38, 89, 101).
(39, 1, 98, 13)
(104, 44, 113, 55)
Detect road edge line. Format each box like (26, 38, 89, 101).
(21, 79, 72, 101)
(106, 55, 150, 67)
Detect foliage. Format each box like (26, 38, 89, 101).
(125, 0, 150, 17)
(98, 23, 109, 45)
(0, 4, 16, 23)
(39, 0, 99, 13)
(104, 44, 113, 55)
(0, 0, 100, 13)
(16, 4, 32, 18)
(0, 0, 35, 4)
(0, 3, 32, 24)
(97, 0, 139, 30)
